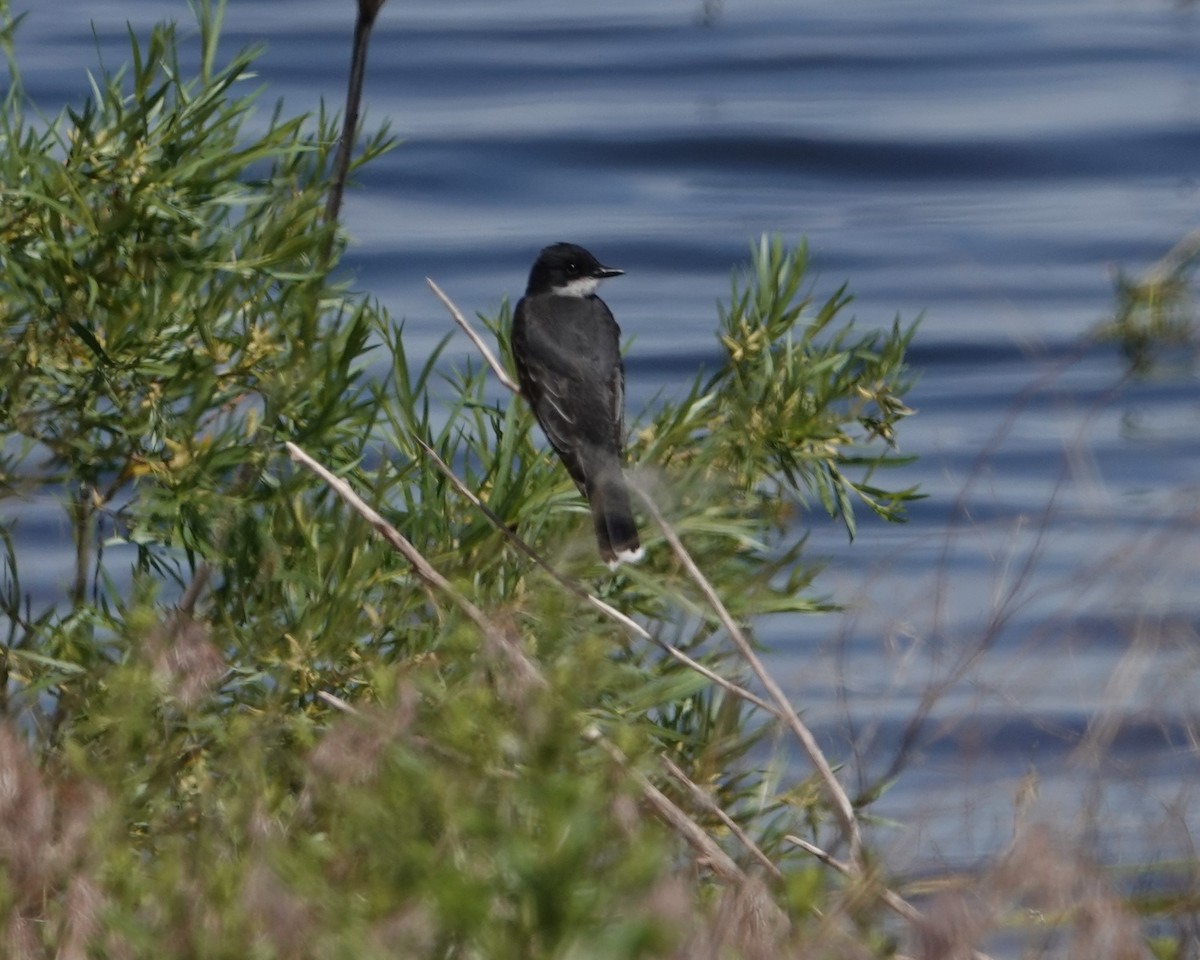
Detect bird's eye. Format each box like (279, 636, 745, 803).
(566, 262, 578, 274)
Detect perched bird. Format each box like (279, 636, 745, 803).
(511, 242, 643, 567)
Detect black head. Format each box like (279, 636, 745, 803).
(524, 242, 624, 298)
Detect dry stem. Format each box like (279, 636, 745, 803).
(633, 487, 863, 864)
(663, 754, 783, 881)
(284, 441, 544, 689)
(426, 277, 521, 394)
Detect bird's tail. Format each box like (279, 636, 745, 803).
(589, 471, 644, 568)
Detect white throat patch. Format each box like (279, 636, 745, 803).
(554, 276, 601, 298)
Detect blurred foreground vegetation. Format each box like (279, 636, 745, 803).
(0, 2, 1179, 957)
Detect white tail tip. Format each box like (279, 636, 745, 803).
(606, 545, 645, 570)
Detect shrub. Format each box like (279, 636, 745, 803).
(0, 2, 919, 956)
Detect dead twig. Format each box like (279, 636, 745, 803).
(785, 835, 920, 924)
(426, 277, 521, 394)
(634, 487, 863, 865)
(588, 729, 747, 884)
(783, 835, 996, 960)
(317, 689, 365, 718)
(285, 441, 544, 689)
(662, 754, 783, 881)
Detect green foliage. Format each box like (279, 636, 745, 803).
(0, 1, 391, 722)
(645, 234, 919, 543)
(0, 2, 924, 956)
(1095, 232, 1200, 374)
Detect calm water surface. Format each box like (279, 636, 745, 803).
(10, 0, 1200, 875)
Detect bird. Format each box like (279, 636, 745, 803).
(511, 242, 644, 567)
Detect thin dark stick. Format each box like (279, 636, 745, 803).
(176, 0, 389, 621)
(323, 0, 388, 235)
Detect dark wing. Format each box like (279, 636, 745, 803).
(512, 294, 625, 493)
(609, 346, 626, 451)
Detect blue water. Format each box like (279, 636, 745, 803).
(8, 0, 1200, 877)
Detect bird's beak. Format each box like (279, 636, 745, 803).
(595, 266, 624, 279)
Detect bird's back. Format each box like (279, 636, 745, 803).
(512, 292, 626, 472)
(515, 293, 621, 367)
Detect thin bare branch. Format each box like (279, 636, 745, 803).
(589, 729, 747, 884)
(317, 689, 364, 717)
(634, 486, 863, 865)
(285, 441, 544, 689)
(785, 836, 919, 923)
(1144, 226, 1200, 283)
(426, 277, 521, 394)
(662, 754, 783, 881)
(783, 835, 996, 960)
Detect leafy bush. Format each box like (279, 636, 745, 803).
(0, 2, 921, 956)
